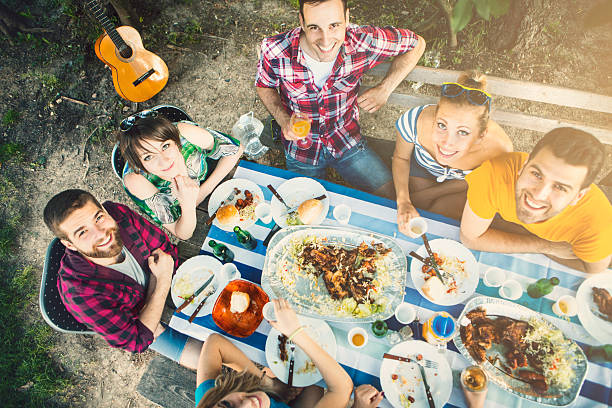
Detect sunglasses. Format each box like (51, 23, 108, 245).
(119, 109, 158, 131)
(441, 82, 492, 111)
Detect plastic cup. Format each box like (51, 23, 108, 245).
(552, 295, 577, 317)
(483, 267, 506, 288)
(395, 303, 416, 324)
(407, 217, 428, 238)
(219, 263, 240, 283)
(255, 202, 273, 224)
(333, 204, 352, 224)
(348, 327, 368, 349)
(262, 302, 276, 322)
(499, 279, 522, 300)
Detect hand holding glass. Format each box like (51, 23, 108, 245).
(290, 112, 312, 149)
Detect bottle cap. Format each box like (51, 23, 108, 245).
(432, 315, 455, 338)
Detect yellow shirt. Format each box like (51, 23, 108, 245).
(465, 152, 612, 263)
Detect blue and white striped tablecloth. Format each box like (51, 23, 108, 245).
(170, 160, 611, 408)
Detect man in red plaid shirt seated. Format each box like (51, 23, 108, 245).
(256, 0, 425, 197)
(43, 190, 201, 367)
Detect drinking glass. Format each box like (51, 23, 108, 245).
(333, 204, 352, 224)
(290, 112, 312, 149)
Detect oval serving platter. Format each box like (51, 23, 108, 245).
(261, 225, 407, 323)
(453, 296, 588, 406)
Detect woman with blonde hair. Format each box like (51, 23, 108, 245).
(195, 298, 353, 408)
(392, 70, 512, 232)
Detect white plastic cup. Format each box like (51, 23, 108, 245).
(333, 204, 352, 224)
(255, 202, 273, 224)
(407, 217, 428, 238)
(347, 327, 368, 349)
(395, 303, 416, 324)
(552, 295, 578, 317)
(219, 263, 240, 283)
(499, 279, 522, 300)
(483, 267, 506, 288)
(262, 302, 276, 322)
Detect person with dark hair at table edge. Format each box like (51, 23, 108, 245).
(43, 189, 202, 367)
(195, 298, 353, 408)
(392, 70, 512, 232)
(117, 113, 243, 240)
(460, 128, 612, 274)
(255, 0, 425, 198)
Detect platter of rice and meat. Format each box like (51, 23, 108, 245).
(576, 271, 612, 344)
(261, 225, 407, 322)
(454, 296, 587, 406)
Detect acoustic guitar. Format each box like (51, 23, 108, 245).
(87, 0, 168, 103)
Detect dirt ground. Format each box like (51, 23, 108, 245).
(1, 0, 610, 406)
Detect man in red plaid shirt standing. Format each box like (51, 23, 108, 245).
(43, 190, 201, 368)
(256, 0, 425, 197)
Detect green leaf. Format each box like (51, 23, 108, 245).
(489, 0, 510, 18)
(451, 0, 474, 33)
(473, 0, 491, 20)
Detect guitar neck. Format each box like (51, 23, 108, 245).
(86, 0, 130, 55)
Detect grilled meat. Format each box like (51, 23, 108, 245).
(517, 370, 548, 393)
(593, 287, 612, 321)
(278, 334, 288, 361)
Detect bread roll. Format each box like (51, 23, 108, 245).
(217, 204, 239, 226)
(298, 199, 324, 224)
(422, 276, 445, 301)
(230, 291, 250, 313)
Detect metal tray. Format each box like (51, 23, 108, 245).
(262, 225, 407, 323)
(453, 296, 588, 406)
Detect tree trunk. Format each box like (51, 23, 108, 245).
(434, 0, 457, 48)
(108, 0, 138, 28)
(0, 2, 51, 45)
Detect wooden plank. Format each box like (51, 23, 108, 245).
(368, 64, 612, 114)
(137, 355, 196, 408)
(368, 88, 612, 144)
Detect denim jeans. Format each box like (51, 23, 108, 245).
(284, 140, 392, 193)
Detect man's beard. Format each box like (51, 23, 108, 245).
(80, 226, 124, 259)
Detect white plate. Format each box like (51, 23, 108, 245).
(270, 177, 329, 228)
(171, 255, 223, 317)
(410, 239, 479, 306)
(265, 315, 336, 387)
(380, 340, 452, 408)
(208, 178, 264, 231)
(576, 271, 612, 344)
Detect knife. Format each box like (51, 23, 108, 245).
(417, 362, 436, 408)
(175, 274, 215, 314)
(206, 189, 238, 226)
(267, 184, 291, 211)
(383, 352, 413, 363)
(188, 292, 214, 323)
(287, 341, 296, 386)
(421, 235, 449, 287)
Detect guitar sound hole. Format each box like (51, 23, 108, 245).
(119, 46, 133, 59)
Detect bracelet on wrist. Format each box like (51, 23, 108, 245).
(288, 326, 305, 342)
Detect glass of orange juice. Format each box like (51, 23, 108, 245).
(290, 112, 312, 149)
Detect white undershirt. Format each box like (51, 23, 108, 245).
(302, 50, 335, 89)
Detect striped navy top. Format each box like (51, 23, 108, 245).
(395, 105, 472, 182)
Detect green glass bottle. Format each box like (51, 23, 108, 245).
(586, 344, 612, 362)
(233, 226, 257, 250)
(371, 320, 388, 338)
(208, 240, 234, 263)
(527, 277, 560, 298)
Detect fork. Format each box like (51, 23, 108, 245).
(382, 352, 439, 369)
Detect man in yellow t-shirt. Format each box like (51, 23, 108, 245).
(460, 127, 612, 273)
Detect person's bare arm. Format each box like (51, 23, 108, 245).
(548, 254, 612, 274)
(358, 35, 426, 113)
(460, 202, 577, 259)
(256, 87, 301, 141)
(138, 248, 174, 335)
(197, 333, 263, 385)
(392, 131, 419, 234)
(270, 299, 353, 408)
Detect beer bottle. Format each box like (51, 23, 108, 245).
(527, 277, 560, 298)
(233, 226, 257, 250)
(208, 240, 234, 263)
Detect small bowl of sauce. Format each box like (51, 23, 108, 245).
(348, 327, 368, 349)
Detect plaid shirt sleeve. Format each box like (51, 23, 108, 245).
(255, 37, 281, 88)
(359, 25, 419, 70)
(62, 280, 155, 353)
